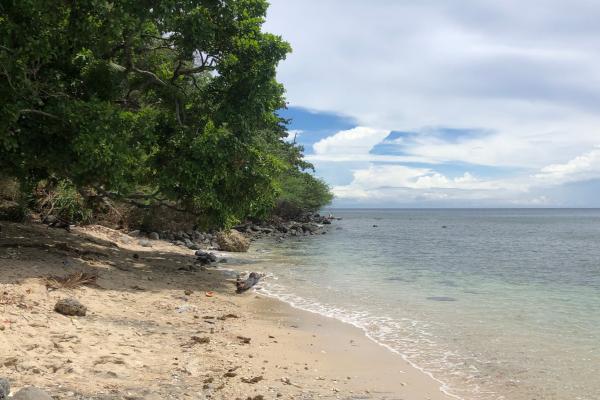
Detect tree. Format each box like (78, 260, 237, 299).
(1, 0, 304, 226)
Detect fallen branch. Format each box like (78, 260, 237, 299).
(236, 272, 262, 293)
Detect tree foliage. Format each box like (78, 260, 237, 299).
(0, 0, 328, 226)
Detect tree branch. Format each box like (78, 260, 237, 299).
(19, 109, 60, 120)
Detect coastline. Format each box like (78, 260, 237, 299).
(236, 293, 457, 400)
(0, 221, 454, 399)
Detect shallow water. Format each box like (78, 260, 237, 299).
(240, 209, 600, 400)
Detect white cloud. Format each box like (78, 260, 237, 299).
(534, 147, 600, 184)
(328, 146, 600, 206)
(265, 1, 600, 205)
(265, 1, 600, 167)
(313, 126, 390, 156)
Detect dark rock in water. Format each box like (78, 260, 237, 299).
(54, 298, 87, 316)
(426, 296, 457, 302)
(0, 377, 9, 399)
(372, 224, 378, 227)
(441, 225, 447, 228)
(11, 387, 52, 400)
(195, 250, 217, 265)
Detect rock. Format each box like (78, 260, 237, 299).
(54, 298, 87, 316)
(302, 223, 319, 233)
(216, 230, 249, 252)
(128, 230, 141, 237)
(42, 214, 58, 225)
(148, 232, 160, 240)
(0, 377, 9, 399)
(187, 242, 201, 250)
(11, 387, 52, 400)
(195, 250, 217, 265)
(138, 239, 152, 247)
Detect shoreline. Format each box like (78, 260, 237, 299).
(237, 292, 457, 400)
(250, 287, 462, 400)
(0, 221, 455, 399)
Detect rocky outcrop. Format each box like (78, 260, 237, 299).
(123, 212, 335, 252)
(216, 230, 250, 252)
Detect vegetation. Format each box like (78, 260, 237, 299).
(275, 171, 333, 219)
(0, 0, 332, 227)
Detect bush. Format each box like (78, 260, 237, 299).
(36, 180, 92, 224)
(274, 172, 333, 219)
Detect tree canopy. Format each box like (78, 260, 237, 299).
(0, 0, 332, 226)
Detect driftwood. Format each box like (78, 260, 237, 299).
(236, 272, 261, 293)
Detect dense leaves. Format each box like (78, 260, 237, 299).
(0, 0, 331, 225)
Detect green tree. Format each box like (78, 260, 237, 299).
(1, 0, 308, 226)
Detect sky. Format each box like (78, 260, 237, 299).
(264, 0, 600, 207)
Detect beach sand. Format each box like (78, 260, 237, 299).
(0, 221, 454, 399)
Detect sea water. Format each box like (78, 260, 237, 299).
(240, 209, 600, 400)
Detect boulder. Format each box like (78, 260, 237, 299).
(216, 230, 250, 252)
(11, 387, 52, 400)
(54, 298, 87, 316)
(0, 377, 9, 399)
(148, 232, 160, 240)
(128, 230, 141, 237)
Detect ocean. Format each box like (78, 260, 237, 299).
(236, 209, 600, 400)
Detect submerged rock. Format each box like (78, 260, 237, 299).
(54, 298, 87, 316)
(11, 387, 52, 400)
(426, 296, 457, 302)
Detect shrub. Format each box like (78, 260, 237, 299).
(36, 180, 92, 224)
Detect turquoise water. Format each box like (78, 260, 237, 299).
(242, 209, 600, 400)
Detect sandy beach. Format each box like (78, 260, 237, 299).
(0, 221, 454, 399)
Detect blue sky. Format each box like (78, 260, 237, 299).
(266, 1, 600, 207)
